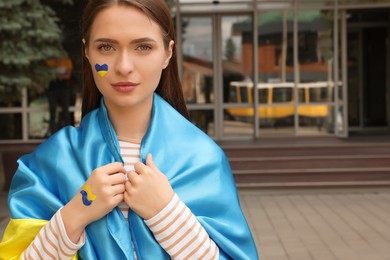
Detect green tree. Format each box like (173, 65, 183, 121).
(0, 0, 72, 101)
(225, 37, 236, 61)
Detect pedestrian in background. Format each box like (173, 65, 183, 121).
(46, 58, 74, 136)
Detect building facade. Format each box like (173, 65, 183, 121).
(1, 0, 390, 142)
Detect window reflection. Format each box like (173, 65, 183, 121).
(223, 109, 254, 136)
(222, 10, 338, 136)
(221, 15, 251, 100)
(258, 89, 268, 104)
(189, 110, 214, 136)
(297, 10, 336, 135)
(0, 114, 22, 140)
(273, 87, 292, 103)
(27, 89, 48, 139)
(257, 11, 296, 134)
(222, 15, 254, 137)
(182, 17, 214, 104)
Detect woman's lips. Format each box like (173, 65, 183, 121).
(111, 82, 139, 92)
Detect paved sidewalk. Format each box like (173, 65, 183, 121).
(1, 188, 390, 260)
(240, 188, 390, 260)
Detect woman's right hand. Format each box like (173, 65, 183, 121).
(61, 162, 126, 243)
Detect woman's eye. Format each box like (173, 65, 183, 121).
(137, 45, 152, 52)
(98, 44, 114, 52)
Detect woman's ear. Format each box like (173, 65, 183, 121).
(82, 38, 90, 60)
(163, 40, 174, 69)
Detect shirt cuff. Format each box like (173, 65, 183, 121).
(58, 208, 86, 249)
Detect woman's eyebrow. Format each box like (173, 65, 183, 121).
(94, 38, 118, 44)
(93, 37, 157, 44)
(130, 37, 157, 44)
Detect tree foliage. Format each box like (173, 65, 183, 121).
(225, 38, 237, 61)
(0, 0, 72, 100)
(0, 0, 175, 101)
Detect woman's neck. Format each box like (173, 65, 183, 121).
(106, 98, 153, 143)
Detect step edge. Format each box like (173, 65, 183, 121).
(233, 167, 390, 174)
(236, 181, 390, 188)
(229, 154, 390, 162)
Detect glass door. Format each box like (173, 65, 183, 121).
(346, 9, 390, 132)
(181, 16, 216, 137)
(182, 14, 254, 140)
(221, 14, 255, 139)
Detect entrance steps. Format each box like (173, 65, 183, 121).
(2, 137, 390, 190)
(221, 138, 390, 188)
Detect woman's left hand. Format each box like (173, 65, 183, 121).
(124, 153, 174, 220)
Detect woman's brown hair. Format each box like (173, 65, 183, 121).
(81, 0, 189, 119)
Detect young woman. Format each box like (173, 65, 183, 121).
(0, 0, 258, 259)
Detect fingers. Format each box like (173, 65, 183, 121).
(109, 172, 127, 185)
(146, 154, 158, 171)
(127, 171, 139, 184)
(134, 161, 147, 175)
(112, 193, 124, 206)
(111, 182, 126, 195)
(134, 153, 158, 175)
(96, 162, 126, 175)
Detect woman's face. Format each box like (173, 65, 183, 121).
(85, 5, 173, 112)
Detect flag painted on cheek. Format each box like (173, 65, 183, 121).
(95, 64, 108, 77)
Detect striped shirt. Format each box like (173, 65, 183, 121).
(21, 209, 85, 260)
(145, 193, 219, 259)
(117, 137, 141, 220)
(22, 138, 219, 259)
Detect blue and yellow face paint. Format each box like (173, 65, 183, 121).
(80, 184, 96, 206)
(95, 63, 108, 77)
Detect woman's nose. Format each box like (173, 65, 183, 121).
(115, 51, 134, 75)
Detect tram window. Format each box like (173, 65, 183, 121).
(240, 87, 249, 103)
(299, 88, 306, 103)
(309, 88, 318, 102)
(309, 87, 328, 102)
(229, 86, 238, 103)
(320, 87, 328, 101)
(258, 89, 268, 104)
(273, 87, 292, 103)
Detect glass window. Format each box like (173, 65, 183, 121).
(223, 109, 254, 137)
(0, 94, 22, 108)
(339, 0, 390, 6)
(189, 110, 215, 137)
(258, 88, 268, 104)
(297, 10, 337, 135)
(0, 113, 22, 140)
(298, 105, 334, 135)
(182, 17, 214, 104)
(257, 10, 295, 135)
(240, 87, 249, 103)
(299, 88, 306, 103)
(273, 87, 293, 103)
(229, 85, 238, 103)
(222, 15, 252, 104)
(178, 0, 253, 12)
(307, 86, 329, 102)
(297, 10, 335, 102)
(29, 111, 49, 139)
(222, 15, 254, 138)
